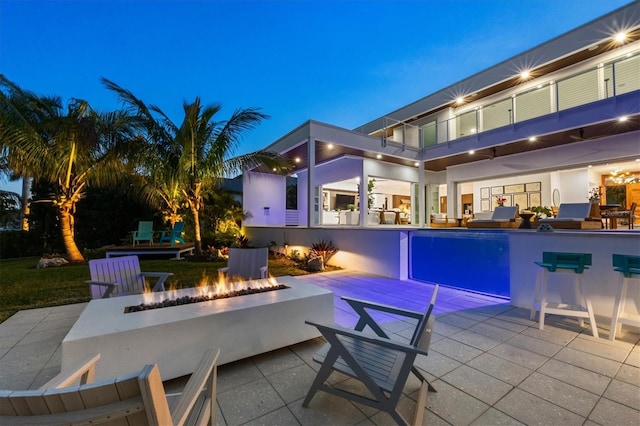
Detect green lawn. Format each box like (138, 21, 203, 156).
(0, 256, 314, 323)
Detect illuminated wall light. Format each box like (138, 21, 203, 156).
(614, 31, 627, 44)
(470, 128, 477, 134)
(618, 116, 628, 122)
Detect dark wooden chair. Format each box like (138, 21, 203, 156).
(602, 202, 636, 229)
(303, 285, 439, 425)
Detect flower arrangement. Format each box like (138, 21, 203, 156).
(588, 188, 601, 203)
(495, 195, 507, 206)
(530, 205, 553, 219)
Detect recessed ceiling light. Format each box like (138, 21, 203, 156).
(520, 70, 530, 79)
(529, 137, 537, 142)
(455, 97, 464, 105)
(468, 150, 475, 155)
(376, 154, 382, 159)
(414, 162, 419, 167)
(272, 168, 277, 172)
(327, 143, 334, 149)
(294, 157, 301, 163)
(618, 116, 628, 122)
(588, 165, 593, 168)
(614, 31, 627, 44)
(588, 44, 599, 51)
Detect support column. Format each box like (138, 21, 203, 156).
(447, 180, 457, 220)
(359, 167, 367, 227)
(307, 137, 316, 227)
(418, 162, 425, 227)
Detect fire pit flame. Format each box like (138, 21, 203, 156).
(125, 276, 288, 314)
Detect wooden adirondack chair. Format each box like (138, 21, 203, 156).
(303, 285, 439, 426)
(86, 255, 173, 299)
(132, 220, 154, 246)
(0, 348, 220, 426)
(160, 221, 186, 246)
(218, 247, 269, 281)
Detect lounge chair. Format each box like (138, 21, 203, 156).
(218, 247, 269, 280)
(132, 220, 154, 246)
(160, 221, 186, 246)
(303, 285, 439, 425)
(467, 206, 518, 228)
(539, 203, 602, 229)
(86, 255, 173, 298)
(0, 348, 220, 426)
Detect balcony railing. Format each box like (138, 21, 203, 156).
(381, 50, 639, 148)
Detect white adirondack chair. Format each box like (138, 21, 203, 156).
(0, 348, 220, 426)
(218, 247, 269, 281)
(86, 255, 173, 299)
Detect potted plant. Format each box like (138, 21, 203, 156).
(530, 206, 553, 219)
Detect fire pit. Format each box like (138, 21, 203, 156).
(62, 276, 333, 381)
(124, 277, 289, 313)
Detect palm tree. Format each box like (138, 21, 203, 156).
(103, 78, 288, 255)
(0, 75, 142, 261)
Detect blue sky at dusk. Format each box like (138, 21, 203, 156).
(0, 0, 632, 192)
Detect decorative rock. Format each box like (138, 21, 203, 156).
(307, 256, 325, 272)
(37, 257, 69, 269)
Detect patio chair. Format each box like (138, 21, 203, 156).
(86, 255, 173, 298)
(467, 206, 518, 228)
(218, 247, 269, 280)
(538, 202, 602, 229)
(303, 285, 439, 426)
(160, 221, 186, 246)
(0, 348, 220, 426)
(132, 220, 154, 246)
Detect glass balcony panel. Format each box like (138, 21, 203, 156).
(482, 98, 512, 131)
(421, 121, 437, 147)
(515, 85, 552, 122)
(614, 55, 640, 95)
(558, 69, 599, 111)
(456, 110, 477, 138)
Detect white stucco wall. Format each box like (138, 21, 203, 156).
(243, 172, 286, 227)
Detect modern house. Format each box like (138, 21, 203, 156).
(243, 2, 639, 230)
(240, 3, 639, 323)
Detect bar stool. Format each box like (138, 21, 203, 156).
(609, 254, 640, 341)
(530, 252, 598, 337)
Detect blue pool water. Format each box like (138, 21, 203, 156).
(410, 230, 510, 298)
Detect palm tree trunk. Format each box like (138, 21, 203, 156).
(20, 176, 30, 231)
(190, 204, 202, 256)
(59, 208, 85, 262)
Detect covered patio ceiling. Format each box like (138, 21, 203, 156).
(276, 113, 639, 174)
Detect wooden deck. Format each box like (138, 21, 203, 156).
(105, 243, 195, 259)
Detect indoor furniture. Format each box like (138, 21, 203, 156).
(602, 202, 636, 229)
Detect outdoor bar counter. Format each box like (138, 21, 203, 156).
(411, 229, 640, 325)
